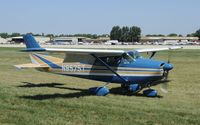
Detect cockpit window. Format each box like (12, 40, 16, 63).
(121, 51, 141, 64)
(122, 53, 134, 63)
(128, 51, 141, 59)
(94, 56, 121, 66)
(94, 51, 141, 66)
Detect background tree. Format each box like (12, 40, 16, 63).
(11, 33, 21, 37)
(146, 34, 165, 37)
(121, 26, 129, 42)
(0, 33, 9, 38)
(187, 34, 193, 37)
(194, 28, 200, 39)
(35, 33, 42, 36)
(46, 34, 54, 40)
(110, 25, 141, 42)
(168, 33, 178, 37)
(110, 26, 121, 41)
(129, 26, 141, 42)
(46, 34, 54, 37)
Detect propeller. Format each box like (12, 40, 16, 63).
(160, 49, 172, 93)
(163, 70, 169, 81)
(168, 48, 171, 63)
(160, 80, 168, 93)
(160, 65, 170, 93)
(154, 79, 170, 93)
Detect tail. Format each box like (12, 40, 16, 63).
(15, 34, 63, 69)
(23, 34, 45, 51)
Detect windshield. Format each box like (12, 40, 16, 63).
(127, 51, 141, 59)
(93, 51, 141, 66)
(122, 51, 141, 64)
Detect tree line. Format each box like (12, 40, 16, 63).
(1, 28, 200, 40)
(145, 29, 200, 39)
(146, 34, 183, 37)
(110, 26, 200, 41)
(110, 26, 141, 42)
(0, 33, 21, 39)
(0, 32, 108, 39)
(187, 29, 200, 39)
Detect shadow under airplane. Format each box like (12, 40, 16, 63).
(18, 82, 162, 100)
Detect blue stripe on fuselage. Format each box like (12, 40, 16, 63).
(34, 54, 61, 69)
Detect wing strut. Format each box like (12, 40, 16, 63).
(91, 54, 128, 84)
(149, 52, 156, 59)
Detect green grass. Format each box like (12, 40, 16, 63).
(0, 47, 200, 125)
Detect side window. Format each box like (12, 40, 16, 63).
(94, 56, 121, 66)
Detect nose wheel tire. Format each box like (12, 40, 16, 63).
(143, 89, 157, 97)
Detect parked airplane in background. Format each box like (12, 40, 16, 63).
(15, 34, 182, 97)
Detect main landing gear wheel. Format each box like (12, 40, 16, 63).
(121, 84, 141, 95)
(89, 86, 109, 96)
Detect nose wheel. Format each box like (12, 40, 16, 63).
(121, 84, 158, 97)
(143, 89, 157, 97)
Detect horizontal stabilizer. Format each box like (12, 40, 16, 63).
(14, 63, 49, 69)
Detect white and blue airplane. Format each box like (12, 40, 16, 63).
(15, 34, 182, 97)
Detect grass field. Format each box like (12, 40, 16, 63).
(0, 47, 200, 125)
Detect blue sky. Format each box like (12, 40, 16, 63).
(0, 0, 199, 35)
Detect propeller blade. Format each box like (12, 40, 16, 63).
(160, 82, 168, 93)
(168, 49, 172, 63)
(165, 71, 169, 80)
(168, 59, 170, 64)
(160, 71, 169, 93)
(162, 71, 169, 81)
(160, 49, 172, 94)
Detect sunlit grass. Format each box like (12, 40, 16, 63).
(0, 47, 200, 125)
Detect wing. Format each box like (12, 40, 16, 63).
(22, 34, 183, 65)
(23, 34, 182, 54)
(46, 46, 182, 54)
(43, 48, 125, 63)
(45, 48, 125, 55)
(136, 46, 183, 53)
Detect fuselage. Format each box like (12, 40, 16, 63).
(42, 58, 167, 85)
(31, 52, 173, 86)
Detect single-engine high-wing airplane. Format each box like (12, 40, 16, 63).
(15, 34, 182, 97)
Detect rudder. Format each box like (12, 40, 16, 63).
(23, 34, 45, 51)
